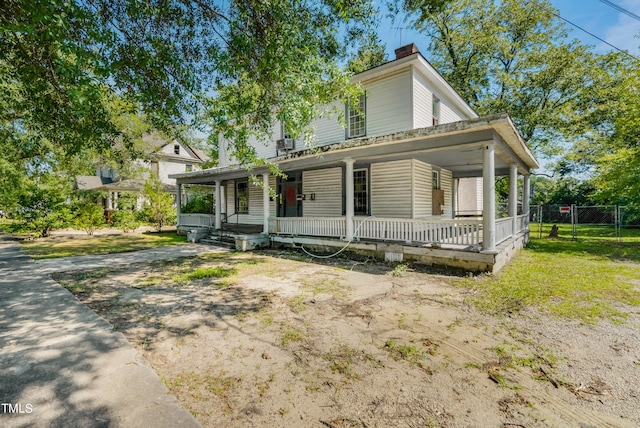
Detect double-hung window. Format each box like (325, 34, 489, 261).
(236, 181, 249, 214)
(353, 169, 368, 215)
(348, 94, 366, 138)
(432, 96, 440, 126)
(432, 170, 440, 189)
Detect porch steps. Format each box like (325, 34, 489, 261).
(199, 231, 236, 249)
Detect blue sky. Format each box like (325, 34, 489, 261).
(377, 0, 640, 58)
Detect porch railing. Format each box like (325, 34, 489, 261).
(178, 213, 215, 228)
(355, 217, 482, 246)
(516, 213, 529, 232)
(269, 217, 346, 237)
(495, 214, 529, 245)
(495, 217, 513, 244)
(269, 216, 483, 246)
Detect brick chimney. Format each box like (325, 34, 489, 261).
(394, 43, 419, 60)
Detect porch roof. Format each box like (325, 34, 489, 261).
(93, 179, 176, 193)
(171, 113, 538, 184)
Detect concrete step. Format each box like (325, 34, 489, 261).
(200, 235, 236, 248)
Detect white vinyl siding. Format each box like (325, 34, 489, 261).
(303, 168, 342, 216)
(440, 101, 466, 125)
(456, 177, 483, 216)
(226, 182, 234, 215)
(476, 177, 483, 213)
(370, 159, 451, 219)
(309, 102, 347, 147)
(412, 69, 472, 127)
(413, 70, 432, 129)
(441, 169, 453, 218)
(366, 70, 413, 136)
(218, 126, 277, 167)
(370, 160, 413, 218)
(412, 160, 432, 218)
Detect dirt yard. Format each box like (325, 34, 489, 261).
(53, 250, 640, 428)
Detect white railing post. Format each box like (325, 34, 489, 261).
(263, 173, 269, 235)
(344, 158, 355, 240)
(483, 143, 496, 251)
(215, 180, 222, 230)
(523, 174, 531, 221)
(509, 163, 517, 238)
(176, 184, 182, 225)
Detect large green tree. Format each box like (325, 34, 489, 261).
(587, 62, 640, 209)
(394, 0, 614, 157)
(1, 0, 378, 158)
(1, 0, 379, 211)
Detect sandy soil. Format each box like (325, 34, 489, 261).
(53, 250, 640, 428)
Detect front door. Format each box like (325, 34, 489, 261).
(278, 173, 302, 217)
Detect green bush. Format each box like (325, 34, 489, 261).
(111, 192, 140, 233)
(73, 202, 106, 235)
(18, 183, 73, 237)
(112, 209, 140, 233)
(143, 174, 177, 231)
(182, 195, 213, 214)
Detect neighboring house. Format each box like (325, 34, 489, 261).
(171, 44, 539, 272)
(76, 134, 209, 210)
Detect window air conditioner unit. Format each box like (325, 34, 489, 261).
(276, 138, 295, 151)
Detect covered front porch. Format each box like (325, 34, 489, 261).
(171, 113, 538, 272)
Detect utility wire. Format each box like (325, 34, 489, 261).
(597, 0, 640, 22)
(549, 10, 639, 60)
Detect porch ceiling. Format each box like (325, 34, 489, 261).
(172, 113, 538, 185)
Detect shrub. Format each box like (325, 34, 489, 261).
(73, 202, 106, 235)
(111, 192, 140, 233)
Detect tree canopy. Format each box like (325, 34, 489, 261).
(393, 0, 618, 157)
(1, 0, 379, 210)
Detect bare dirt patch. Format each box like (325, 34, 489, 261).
(54, 251, 640, 427)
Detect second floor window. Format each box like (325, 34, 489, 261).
(281, 124, 292, 139)
(348, 94, 366, 138)
(432, 96, 440, 126)
(174, 144, 180, 155)
(185, 164, 193, 172)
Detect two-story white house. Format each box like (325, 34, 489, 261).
(172, 44, 538, 272)
(76, 133, 208, 210)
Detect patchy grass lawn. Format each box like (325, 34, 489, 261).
(20, 231, 187, 259)
(456, 234, 640, 323)
(53, 249, 640, 427)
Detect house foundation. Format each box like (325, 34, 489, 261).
(270, 231, 529, 273)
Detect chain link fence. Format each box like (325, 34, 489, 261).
(529, 204, 629, 241)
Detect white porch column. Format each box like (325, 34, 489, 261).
(106, 192, 113, 210)
(176, 184, 181, 223)
(452, 178, 458, 218)
(215, 180, 222, 230)
(344, 158, 355, 240)
(263, 173, 270, 235)
(482, 144, 496, 251)
(523, 174, 531, 216)
(509, 163, 518, 237)
(113, 192, 119, 210)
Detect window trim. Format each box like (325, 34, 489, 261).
(347, 94, 366, 139)
(235, 180, 249, 214)
(432, 95, 440, 126)
(432, 170, 440, 190)
(280, 123, 292, 139)
(353, 168, 369, 215)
